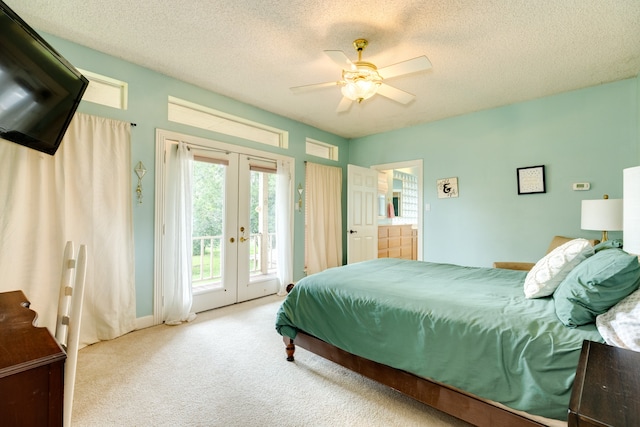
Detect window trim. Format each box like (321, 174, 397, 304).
(168, 96, 288, 149)
(305, 137, 338, 161)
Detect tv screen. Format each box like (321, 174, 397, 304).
(0, 1, 88, 155)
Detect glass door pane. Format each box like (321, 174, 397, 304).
(249, 169, 277, 279)
(191, 153, 238, 312)
(192, 160, 225, 290)
(237, 158, 278, 302)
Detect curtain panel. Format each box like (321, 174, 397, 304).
(164, 141, 197, 324)
(0, 113, 136, 347)
(276, 159, 293, 294)
(305, 162, 343, 275)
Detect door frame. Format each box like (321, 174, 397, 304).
(370, 159, 423, 261)
(153, 129, 294, 325)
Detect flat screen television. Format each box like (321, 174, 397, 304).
(0, 0, 88, 155)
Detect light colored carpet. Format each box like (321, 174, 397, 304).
(72, 295, 472, 427)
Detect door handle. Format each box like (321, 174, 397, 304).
(349, 229, 357, 234)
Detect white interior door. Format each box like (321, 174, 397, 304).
(347, 164, 378, 264)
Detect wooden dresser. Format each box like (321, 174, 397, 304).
(378, 224, 417, 260)
(0, 290, 66, 426)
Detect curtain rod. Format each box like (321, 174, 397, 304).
(179, 140, 277, 165)
(246, 154, 277, 165)
(130, 122, 137, 127)
(180, 141, 230, 155)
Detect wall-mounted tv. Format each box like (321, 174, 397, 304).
(0, 0, 88, 155)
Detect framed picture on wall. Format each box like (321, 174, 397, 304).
(437, 177, 458, 198)
(517, 165, 546, 195)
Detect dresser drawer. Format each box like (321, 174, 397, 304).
(387, 247, 402, 258)
(387, 226, 401, 237)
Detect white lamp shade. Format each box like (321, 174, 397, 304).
(624, 166, 640, 255)
(581, 198, 623, 231)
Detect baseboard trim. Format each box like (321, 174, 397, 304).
(135, 315, 155, 330)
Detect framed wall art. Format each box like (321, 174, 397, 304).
(437, 177, 458, 198)
(517, 165, 546, 195)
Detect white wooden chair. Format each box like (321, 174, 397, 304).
(55, 241, 88, 427)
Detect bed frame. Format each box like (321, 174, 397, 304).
(283, 332, 549, 427)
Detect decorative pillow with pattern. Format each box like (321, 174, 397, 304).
(596, 288, 640, 351)
(524, 238, 594, 299)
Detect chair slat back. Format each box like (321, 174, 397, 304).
(63, 244, 87, 427)
(55, 241, 76, 348)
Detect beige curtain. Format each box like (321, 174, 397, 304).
(0, 113, 136, 347)
(305, 162, 343, 275)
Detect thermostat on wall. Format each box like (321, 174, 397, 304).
(572, 182, 590, 191)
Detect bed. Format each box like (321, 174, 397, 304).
(275, 250, 640, 426)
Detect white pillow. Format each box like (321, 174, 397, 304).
(524, 238, 593, 298)
(596, 288, 640, 351)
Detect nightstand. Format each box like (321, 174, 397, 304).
(568, 340, 640, 427)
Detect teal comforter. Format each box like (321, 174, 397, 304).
(275, 258, 603, 420)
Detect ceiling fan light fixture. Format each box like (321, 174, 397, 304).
(291, 38, 430, 109)
(341, 65, 382, 103)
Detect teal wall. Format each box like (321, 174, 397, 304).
(349, 77, 640, 267)
(39, 33, 349, 318)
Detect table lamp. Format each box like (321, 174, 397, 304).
(581, 194, 623, 242)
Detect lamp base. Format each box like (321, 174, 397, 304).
(601, 231, 608, 242)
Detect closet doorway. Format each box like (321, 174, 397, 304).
(372, 159, 423, 261)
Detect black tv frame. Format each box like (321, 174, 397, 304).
(0, 0, 88, 155)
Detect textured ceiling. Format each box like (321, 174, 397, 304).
(6, 0, 640, 139)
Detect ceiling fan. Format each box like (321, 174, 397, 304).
(291, 38, 432, 112)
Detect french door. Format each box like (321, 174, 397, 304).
(155, 130, 286, 322)
(190, 150, 279, 312)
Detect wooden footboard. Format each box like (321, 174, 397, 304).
(283, 332, 548, 427)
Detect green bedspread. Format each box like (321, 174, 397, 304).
(275, 258, 604, 420)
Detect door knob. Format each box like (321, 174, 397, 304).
(349, 229, 357, 234)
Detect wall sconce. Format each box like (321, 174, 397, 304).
(134, 161, 147, 205)
(297, 183, 304, 212)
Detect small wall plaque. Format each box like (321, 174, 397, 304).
(437, 177, 458, 198)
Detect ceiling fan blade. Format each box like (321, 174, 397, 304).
(376, 83, 415, 104)
(290, 81, 341, 93)
(324, 50, 356, 70)
(378, 55, 432, 79)
(336, 96, 352, 113)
